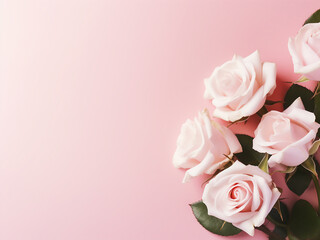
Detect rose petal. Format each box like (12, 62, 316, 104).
(183, 151, 214, 183)
(220, 124, 243, 154)
(261, 62, 277, 96)
(244, 50, 262, 81)
(268, 130, 316, 167)
(284, 97, 305, 113)
(233, 221, 255, 236)
(213, 87, 267, 122)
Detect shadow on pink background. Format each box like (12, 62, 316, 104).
(0, 1, 319, 239)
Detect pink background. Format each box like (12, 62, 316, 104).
(0, 1, 320, 239)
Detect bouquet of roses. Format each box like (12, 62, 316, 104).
(173, 9, 320, 240)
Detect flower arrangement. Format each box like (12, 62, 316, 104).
(173, 9, 320, 240)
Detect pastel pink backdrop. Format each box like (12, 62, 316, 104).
(0, 1, 319, 240)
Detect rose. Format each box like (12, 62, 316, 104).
(288, 22, 320, 81)
(202, 161, 281, 236)
(253, 98, 320, 168)
(204, 50, 276, 122)
(172, 110, 242, 183)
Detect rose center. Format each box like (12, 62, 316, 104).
(216, 72, 242, 97)
(227, 180, 263, 213)
(229, 184, 248, 201)
(269, 116, 309, 150)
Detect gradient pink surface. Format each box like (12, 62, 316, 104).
(0, 1, 320, 240)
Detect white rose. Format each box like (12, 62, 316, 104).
(204, 51, 276, 122)
(173, 110, 242, 183)
(202, 161, 281, 236)
(288, 22, 320, 81)
(253, 98, 320, 168)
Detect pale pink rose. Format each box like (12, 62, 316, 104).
(202, 161, 281, 236)
(288, 23, 320, 81)
(173, 110, 242, 183)
(204, 51, 276, 122)
(253, 98, 320, 168)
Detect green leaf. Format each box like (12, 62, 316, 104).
(313, 82, 320, 98)
(268, 201, 289, 239)
(227, 116, 249, 126)
(314, 158, 320, 175)
(257, 105, 268, 117)
(270, 226, 287, 240)
(286, 165, 312, 196)
(258, 153, 269, 173)
(265, 100, 283, 106)
(288, 232, 300, 240)
(302, 157, 318, 179)
(283, 84, 314, 112)
(309, 140, 320, 155)
(268, 201, 289, 224)
(235, 134, 264, 166)
(278, 166, 296, 174)
(314, 83, 320, 137)
(314, 93, 320, 130)
(274, 201, 284, 222)
(285, 168, 297, 183)
(295, 76, 309, 83)
(190, 201, 241, 236)
(304, 9, 320, 25)
(288, 200, 320, 240)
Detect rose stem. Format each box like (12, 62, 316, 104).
(257, 225, 285, 240)
(311, 174, 320, 215)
